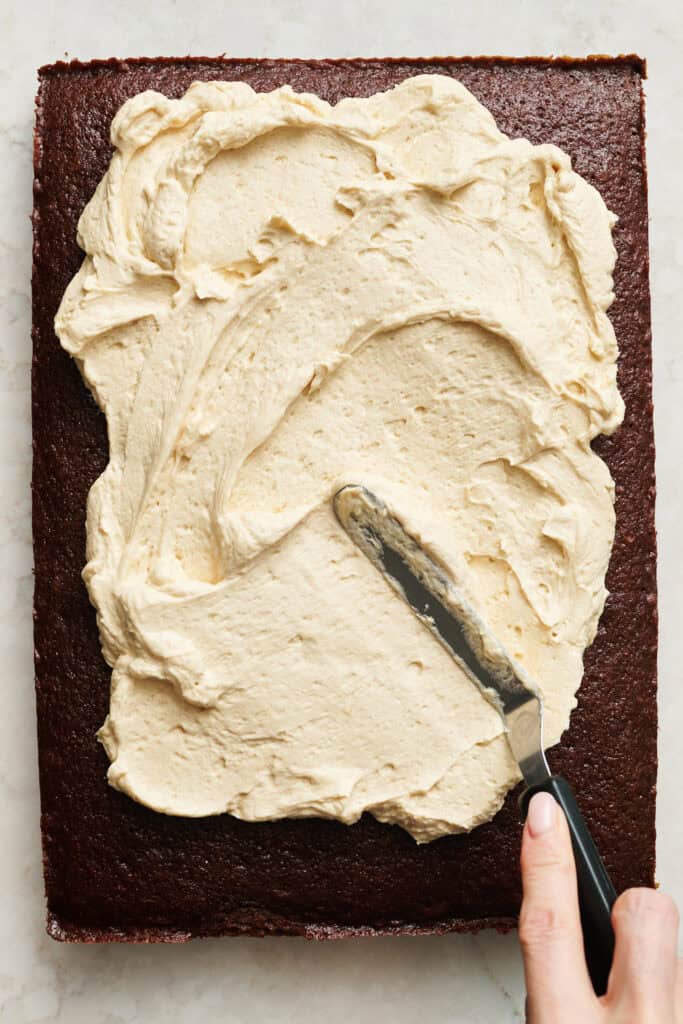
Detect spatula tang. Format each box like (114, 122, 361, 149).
(333, 484, 617, 995)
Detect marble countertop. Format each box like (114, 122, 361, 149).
(1, 1, 681, 1020)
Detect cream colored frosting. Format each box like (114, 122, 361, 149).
(55, 75, 623, 842)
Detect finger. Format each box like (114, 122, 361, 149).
(519, 792, 596, 1022)
(608, 887, 679, 1020)
(676, 958, 683, 1024)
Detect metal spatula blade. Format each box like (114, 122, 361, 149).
(333, 483, 617, 996)
(333, 483, 551, 788)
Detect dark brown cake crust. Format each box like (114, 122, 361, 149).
(32, 56, 656, 942)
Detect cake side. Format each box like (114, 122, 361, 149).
(32, 56, 656, 942)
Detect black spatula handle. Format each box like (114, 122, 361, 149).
(520, 775, 617, 996)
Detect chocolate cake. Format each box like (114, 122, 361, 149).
(32, 56, 656, 942)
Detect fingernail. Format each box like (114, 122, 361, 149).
(527, 792, 557, 836)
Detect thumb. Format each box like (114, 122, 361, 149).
(519, 792, 596, 1022)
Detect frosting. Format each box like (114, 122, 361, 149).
(55, 75, 622, 842)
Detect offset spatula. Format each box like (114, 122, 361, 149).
(333, 484, 617, 996)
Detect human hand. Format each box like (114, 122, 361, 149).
(519, 792, 683, 1022)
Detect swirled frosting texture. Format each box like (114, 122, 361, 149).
(55, 75, 622, 841)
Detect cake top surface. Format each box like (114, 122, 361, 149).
(54, 73, 622, 841)
(32, 57, 655, 940)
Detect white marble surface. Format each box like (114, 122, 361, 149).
(1, 1, 682, 1020)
